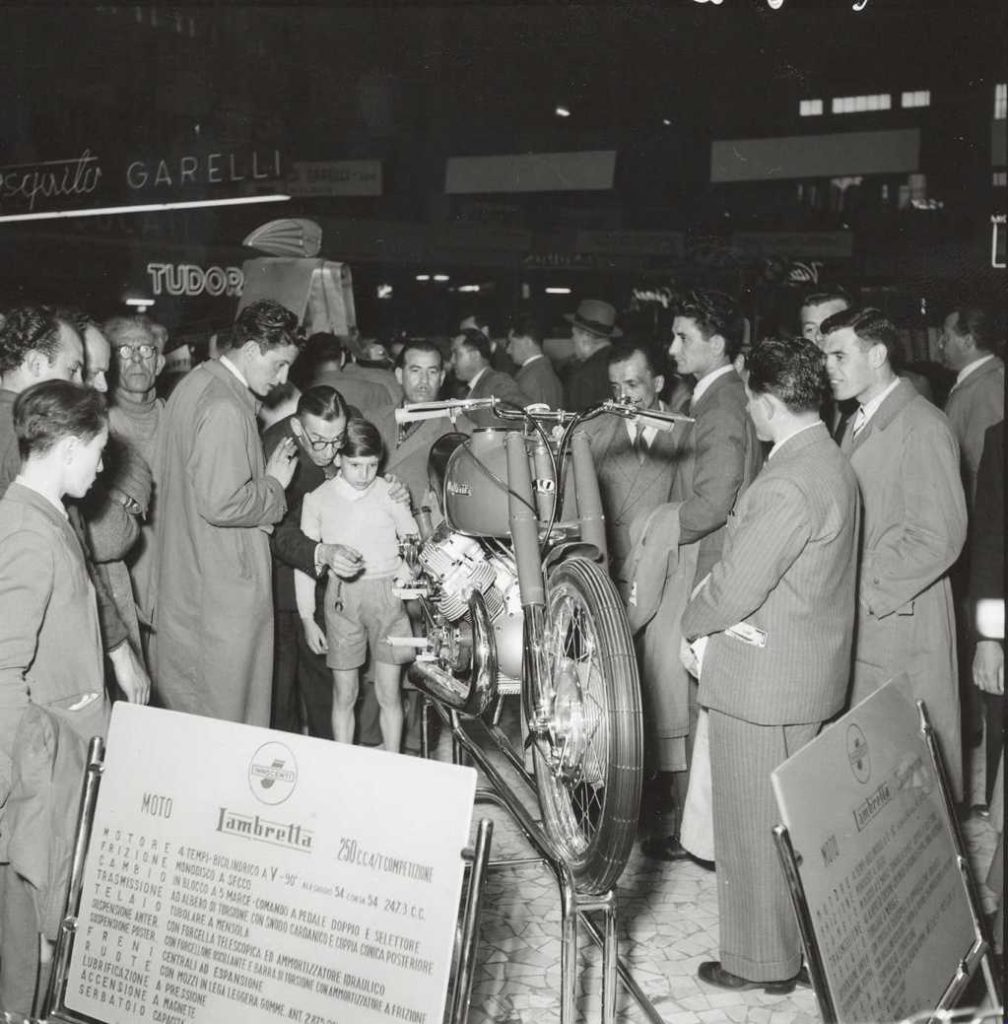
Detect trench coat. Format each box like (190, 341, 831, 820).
(150, 360, 286, 726)
(842, 379, 967, 799)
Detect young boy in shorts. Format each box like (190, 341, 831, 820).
(295, 417, 419, 751)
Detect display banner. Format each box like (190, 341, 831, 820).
(771, 679, 975, 1022)
(61, 703, 477, 1024)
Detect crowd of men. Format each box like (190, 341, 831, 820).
(0, 285, 1002, 1004)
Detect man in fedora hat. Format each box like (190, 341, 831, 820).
(563, 298, 622, 412)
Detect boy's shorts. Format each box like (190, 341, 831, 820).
(324, 575, 413, 670)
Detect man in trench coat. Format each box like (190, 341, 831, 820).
(822, 307, 968, 800)
(150, 300, 300, 726)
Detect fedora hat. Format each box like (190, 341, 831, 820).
(564, 299, 622, 339)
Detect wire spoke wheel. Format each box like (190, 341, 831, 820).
(532, 557, 643, 894)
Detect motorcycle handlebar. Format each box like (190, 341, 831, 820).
(393, 398, 693, 428)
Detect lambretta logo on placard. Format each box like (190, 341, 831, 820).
(248, 741, 298, 805)
(216, 807, 314, 852)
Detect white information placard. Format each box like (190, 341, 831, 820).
(63, 703, 477, 1024)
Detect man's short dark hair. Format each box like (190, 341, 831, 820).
(507, 313, 542, 344)
(290, 332, 344, 390)
(398, 338, 444, 370)
(800, 287, 852, 311)
(455, 328, 492, 365)
(233, 300, 300, 354)
(676, 289, 745, 360)
(296, 384, 348, 423)
(819, 306, 898, 361)
(57, 308, 101, 338)
(746, 336, 830, 414)
(948, 302, 1003, 356)
(0, 306, 78, 375)
(343, 416, 384, 460)
(607, 339, 662, 377)
(14, 380, 107, 459)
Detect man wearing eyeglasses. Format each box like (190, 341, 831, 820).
(104, 316, 167, 637)
(265, 385, 378, 738)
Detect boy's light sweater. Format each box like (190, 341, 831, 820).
(294, 475, 418, 620)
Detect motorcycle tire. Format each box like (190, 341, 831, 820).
(531, 556, 643, 895)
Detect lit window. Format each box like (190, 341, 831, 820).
(994, 171, 1007, 187)
(901, 90, 931, 108)
(996, 83, 1007, 120)
(832, 93, 892, 115)
(800, 99, 823, 117)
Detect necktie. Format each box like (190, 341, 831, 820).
(851, 407, 867, 437)
(631, 421, 647, 463)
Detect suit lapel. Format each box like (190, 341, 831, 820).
(845, 379, 916, 458)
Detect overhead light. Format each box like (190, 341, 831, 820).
(662, 118, 672, 126)
(377, 284, 393, 299)
(433, 274, 450, 282)
(458, 284, 480, 293)
(415, 274, 430, 282)
(125, 297, 154, 310)
(0, 193, 290, 224)
(545, 287, 572, 295)
(555, 105, 571, 118)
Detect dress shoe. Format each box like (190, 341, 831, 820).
(640, 834, 689, 862)
(697, 960, 798, 995)
(641, 834, 715, 870)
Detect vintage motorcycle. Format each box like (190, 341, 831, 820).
(391, 397, 691, 895)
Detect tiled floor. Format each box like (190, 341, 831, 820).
(432, 712, 1002, 1024)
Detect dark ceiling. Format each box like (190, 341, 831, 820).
(1, 1, 1005, 167)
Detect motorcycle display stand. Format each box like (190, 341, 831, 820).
(420, 697, 666, 1024)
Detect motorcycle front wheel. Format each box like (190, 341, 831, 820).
(531, 557, 643, 895)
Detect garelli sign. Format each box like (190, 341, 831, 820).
(0, 146, 283, 216)
(126, 148, 282, 191)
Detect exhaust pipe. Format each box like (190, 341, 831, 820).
(407, 590, 499, 719)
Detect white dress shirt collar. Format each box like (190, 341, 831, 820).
(690, 363, 735, 408)
(768, 420, 821, 460)
(219, 355, 249, 389)
(954, 353, 995, 388)
(855, 375, 901, 433)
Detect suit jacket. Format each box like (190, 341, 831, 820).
(343, 363, 404, 407)
(564, 344, 613, 412)
(943, 356, 1004, 504)
(373, 405, 473, 509)
(969, 420, 1004, 611)
(263, 415, 329, 614)
(580, 408, 685, 586)
(0, 390, 129, 653)
(0, 484, 109, 828)
(682, 423, 859, 726)
(467, 368, 529, 429)
(314, 367, 396, 423)
(842, 378, 967, 798)
(674, 369, 763, 584)
(516, 355, 563, 409)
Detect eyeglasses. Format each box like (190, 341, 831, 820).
(304, 431, 346, 452)
(117, 344, 157, 361)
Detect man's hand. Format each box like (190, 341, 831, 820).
(385, 474, 410, 506)
(265, 437, 298, 489)
(108, 642, 151, 704)
(301, 617, 329, 656)
(318, 543, 364, 578)
(973, 640, 1004, 695)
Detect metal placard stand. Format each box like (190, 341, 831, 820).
(422, 699, 665, 1024)
(771, 681, 1002, 1022)
(38, 704, 493, 1024)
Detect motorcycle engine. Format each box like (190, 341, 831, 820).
(417, 527, 524, 680)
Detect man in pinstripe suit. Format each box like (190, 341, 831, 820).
(681, 337, 859, 994)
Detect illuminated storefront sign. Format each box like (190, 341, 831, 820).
(127, 148, 282, 191)
(147, 262, 244, 297)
